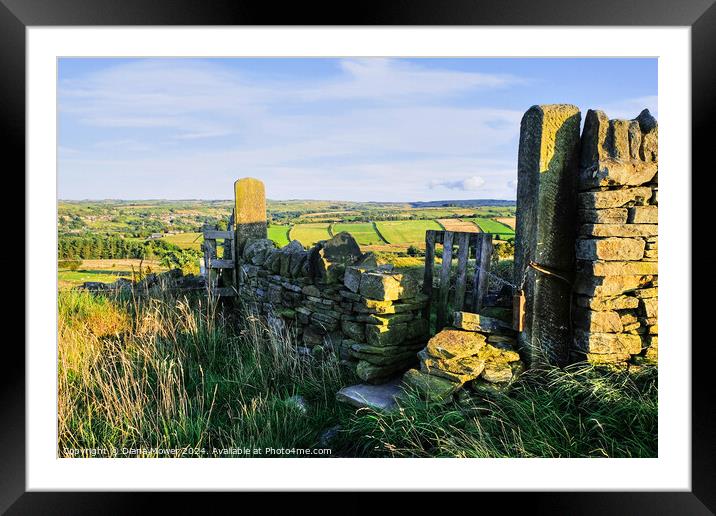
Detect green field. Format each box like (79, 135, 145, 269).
(473, 218, 515, 238)
(267, 225, 291, 247)
(374, 220, 442, 244)
(332, 222, 385, 245)
(160, 232, 203, 250)
(58, 259, 166, 289)
(289, 223, 332, 247)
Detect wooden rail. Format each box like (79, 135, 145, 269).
(423, 230, 493, 332)
(203, 221, 236, 297)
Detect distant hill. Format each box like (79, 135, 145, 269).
(408, 199, 516, 208)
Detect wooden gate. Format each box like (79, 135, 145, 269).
(423, 230, 493, 332)
(202, 224, 236, 297)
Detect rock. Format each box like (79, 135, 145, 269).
(628, 205, 658, 224)
(577, 187, 652, 209)
(303, 326, 326, 348)
(574, 330, 642, 354)
(579, 224, 658, 238)
(336, 380, 403, 411)
(578, 208, 628, 224)
(573, 274, 654, 296)
(351, 348, 419, 366)
(359, 272, 419, 301)
(578, 159, 658, 189)
(633, 287, 658, 298)
(343, 266, 364, 293)
(486, 334, 518, 348)
(579, 260, 658, 277)
(341, 320, 365, 341)
(351, 341, 424, 356)
(425, 328, 486, 359)
(453, 311, 514, 334)
(470, 379, 511, 396)
(575, 294, 640, 311)
(402, 369, 459, 403)
(419, 352, 485, 383)
(365, 323, 407, 347)
(302, 284, 321, 297)
(585, 352, 632, 365)
(481, 362, 513, 383)
(243, 238, 276, 266)
(573, 308, 623, 333)
(318, 425, 342, 447)
(644, 336, 658, 364)
(285, 395, 308, 415)
(477, 344, 521, 363)
(640, 297, 658, 318)
(356, 359, 414, 384)
(575, 238, 645, 261)
(322, 231, 362, 263)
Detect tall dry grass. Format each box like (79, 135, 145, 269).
(58, 289, 349, 457)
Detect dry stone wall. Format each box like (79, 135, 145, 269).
(237, 232, 430, 384)
(571, 109, 658, 367)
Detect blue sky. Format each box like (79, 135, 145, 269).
(58, 58, 657, 201)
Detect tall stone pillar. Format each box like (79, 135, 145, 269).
(514, 105, 581, 365)
(234, 177, 267, 254)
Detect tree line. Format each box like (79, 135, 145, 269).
(58, 235, 179, 260)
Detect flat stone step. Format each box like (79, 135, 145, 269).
(335, 379, 403, 412)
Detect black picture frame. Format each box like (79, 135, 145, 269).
(3, 0, 710, 512)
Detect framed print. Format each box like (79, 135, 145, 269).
(3, 0, 712, 511)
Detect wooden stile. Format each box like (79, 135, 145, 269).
(471, 233, 493, 312)
(436, 230, 454, 331)
(422, 230, 436, 321)
(453, 232, 470, 311)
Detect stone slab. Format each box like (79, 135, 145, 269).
(335, 380, 403, 411)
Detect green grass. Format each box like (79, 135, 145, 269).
(267, 225, 291, 247)
(473, 218, 515, 239)
(58, 269, 132, 286)
(290, 223, 331, 247)
(332, 222, 385, 245)
(374, 220, 443, 244)
(58, 288, 657, 458)
(161, 232, 203, 250)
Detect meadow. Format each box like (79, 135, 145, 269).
(58, 259, 166, 289)
(374, 220, 443, 245)
(289, 222, 332, 247)
(57, 288, 658, 458)
(267, 225, 291, 247)
(331, 222, 386, 245)
(473, 218, 515, 239)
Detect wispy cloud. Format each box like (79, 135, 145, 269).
(430, 176, 487, 191)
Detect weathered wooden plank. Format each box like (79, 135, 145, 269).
(453, 232, 470, 311)
(203, 230, 233, 240)
(207, 259, 235, 269)
(422, 230, 436, 322)
(471, 233, 493, 312)
(436, 231, 454, 331)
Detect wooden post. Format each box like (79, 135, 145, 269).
(436, 230, 454, 331)
(471, 233, 493, 312)
(453, 232, 470, 311)
(422, 230, 436, 322)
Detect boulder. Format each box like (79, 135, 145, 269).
(336, 380, 402, 411)
(578, 159, 658, 189)
(356, 359, 414, 384)
(628, 205, 658, 224)
(578, 208, 628, 224)
(425, 329, 486, 360)
(453, 311, 514, 334)
(575, 294, 640, 311)
(402, 369, 459, 403)
(481, 362, 513, 384)
(359, 272, 419, 301)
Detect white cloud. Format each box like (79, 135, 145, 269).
(430, 176, 486, 191)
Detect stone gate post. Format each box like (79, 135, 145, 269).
(234, 177, 267, 254)
(513, 105, 581, 365)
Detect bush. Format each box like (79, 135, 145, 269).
(58, 259, 82, 271)
(406, 245, 423, 257)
